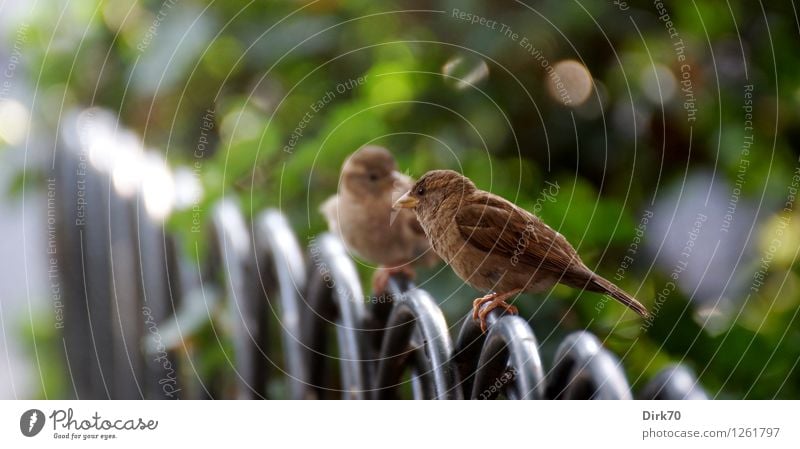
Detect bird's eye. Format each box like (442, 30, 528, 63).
(368, 173, 379, 181)
(416, 186, 425, 196)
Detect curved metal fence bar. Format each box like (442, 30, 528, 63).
(302, 233, 371, 399)
(373, 279, 462, 399)
(455, 312, 546, 400)
(208, 199, 268, 399)
(639, 364, 708, 400)
(254, 210, 309, 400)
(546, 331, 633, 400)
(298, 253, 336, 399)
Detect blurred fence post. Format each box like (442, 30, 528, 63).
(134, 198, 180, 399)
(107, 182, 142, 399)
(54, 111, 114, 399)
(207, 199, 267, 399)
(301, 233, 370, 399)
(639, 364, 708, 400)
(254, 210, 308, 399)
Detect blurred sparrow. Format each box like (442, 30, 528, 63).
(393, 170, 648, 332)
(321, 146, 436, 293)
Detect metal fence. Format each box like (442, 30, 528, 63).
(47, 109, 708, 400)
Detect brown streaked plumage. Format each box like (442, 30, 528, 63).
(393, 169, 648, 331)
(321, 146, 437, 293)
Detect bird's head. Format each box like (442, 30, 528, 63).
(393, 169, 475, 219)
(340, 145, 405, 198)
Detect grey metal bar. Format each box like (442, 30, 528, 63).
(546, 331, 633, 400)
(373, 278, 462, 399)
(455, 312, 546, 400)
(254, 210, 309, 400)
(301, 232, 370, 399)
(54, 112, 116, 399)
(208, 199, 267, 399)
(639, 364, 708, 400)
(108, 192, 144, 399)
(135, 208, 180, 399)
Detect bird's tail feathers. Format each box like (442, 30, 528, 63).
(587, 275, 649, 318)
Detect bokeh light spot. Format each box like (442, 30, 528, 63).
(640, 63, 678, 105)
(0, 99, 30, 145)
(441, 54, 489, 91)
(546, 59, 593, 107)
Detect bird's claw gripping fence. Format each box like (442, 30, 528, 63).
(48, 109, 708, 400)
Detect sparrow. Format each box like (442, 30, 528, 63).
(321, 146, 437, 293)
(393, 170, 648, 332)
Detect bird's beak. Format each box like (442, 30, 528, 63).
(393, 191, 418, 209)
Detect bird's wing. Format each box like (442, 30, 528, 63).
(320, 195, 339, 232)
(454, 193, 581, 274)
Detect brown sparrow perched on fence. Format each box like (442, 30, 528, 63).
(393, 169, 648, 332)
(321, 146, 437, 293)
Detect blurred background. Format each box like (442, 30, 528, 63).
(1, 0, 799, 399)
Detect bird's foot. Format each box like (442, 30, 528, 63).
(372, 265, 416, 295)
(471, 290, 522, 333)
